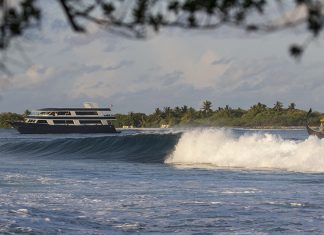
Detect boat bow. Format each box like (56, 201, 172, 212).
(306, 108, 324, 138)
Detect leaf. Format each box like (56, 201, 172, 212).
(289, 44, 303, 59)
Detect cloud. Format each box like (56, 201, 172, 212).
(212, 57, 232, 65)
(0, 64, 55, 91)
(134, 37, 231, 89)
(26, 64, 54, 83)
(1, 0, 324, 114)
(108, 83, 211, 113)
(50, 19, 70, 32)
(0, 76, 11, 90)
(105, 59, 135, 71)
(273, 5, 307, 27)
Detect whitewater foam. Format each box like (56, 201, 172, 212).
(166, 129, 324, 172)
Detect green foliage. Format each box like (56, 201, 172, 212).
(23, 109, 31, 117)
(1, 102, 322, 129)
(288, 103, 296, 110)
(0, 0, 41, 49)
(273, 101, 283, 112)
(112, 101, 321, 128)
(201, 100, 212, 117)
(0, 112, 23, 128)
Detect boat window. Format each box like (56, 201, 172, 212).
(57, 112, 71, 115)
(37, 120, 48, 124)
(53, 120, 74, 124)
(79, 120, 102, 125)
(75, 111, 98, 115)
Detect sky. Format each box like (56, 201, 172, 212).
(1, 1, 324, 114)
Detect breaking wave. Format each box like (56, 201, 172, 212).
(1, 129, 324, 172)
(166, 129, 324, 172)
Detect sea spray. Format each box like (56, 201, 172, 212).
(166, 129, 324, 172)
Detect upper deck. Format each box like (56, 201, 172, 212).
(36, 108, 111, 111)
(26, 102, 116, 120)
(28, 110, 116, 119)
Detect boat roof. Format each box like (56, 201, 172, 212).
(27, 116, 116, 120)
(35, 108, 111, 111)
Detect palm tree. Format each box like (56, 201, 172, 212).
(273, 101, 283, 112)
(23, 109, 31, 117)
(224, 105, 232, 116)
(201, 100, 212, 116)
(174, 106, 181, 117)
(224, 105, 231, 111)
(163, 106, 172, 115)
(250, 102, 267, 113)
(154, 108, 162, 117)
(180, 105, 188, 114)
(288, 103, 296, 110)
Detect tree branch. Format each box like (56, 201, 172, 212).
(58, 0, 85, 32)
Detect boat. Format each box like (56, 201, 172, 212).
(306, 124, 324, 138)
(306, 108, 324, 138)
(9, 102, 119, 134)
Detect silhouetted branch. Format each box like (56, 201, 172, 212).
(59, 0, 85, 32)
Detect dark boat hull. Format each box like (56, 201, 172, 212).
(306, 124, 324, 139)
(10, 122, 119, 134)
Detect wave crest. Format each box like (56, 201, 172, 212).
(166, 129, 324, 172)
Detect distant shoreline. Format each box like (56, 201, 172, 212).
(1, 103, 322, 129)
(1, 125, 310, 130)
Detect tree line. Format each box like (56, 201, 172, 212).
(114, 101, 322, 128)
(0, 101, 322, 128)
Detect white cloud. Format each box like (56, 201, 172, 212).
(25, 64, 54, 84)
(0, 76, 11, 90)
(273, 5, 307, 27)
(0, 64, 55, 92)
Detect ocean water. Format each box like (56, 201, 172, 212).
(0, 127, 324, 234)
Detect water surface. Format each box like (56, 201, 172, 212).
(0, 128, 323, 234)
